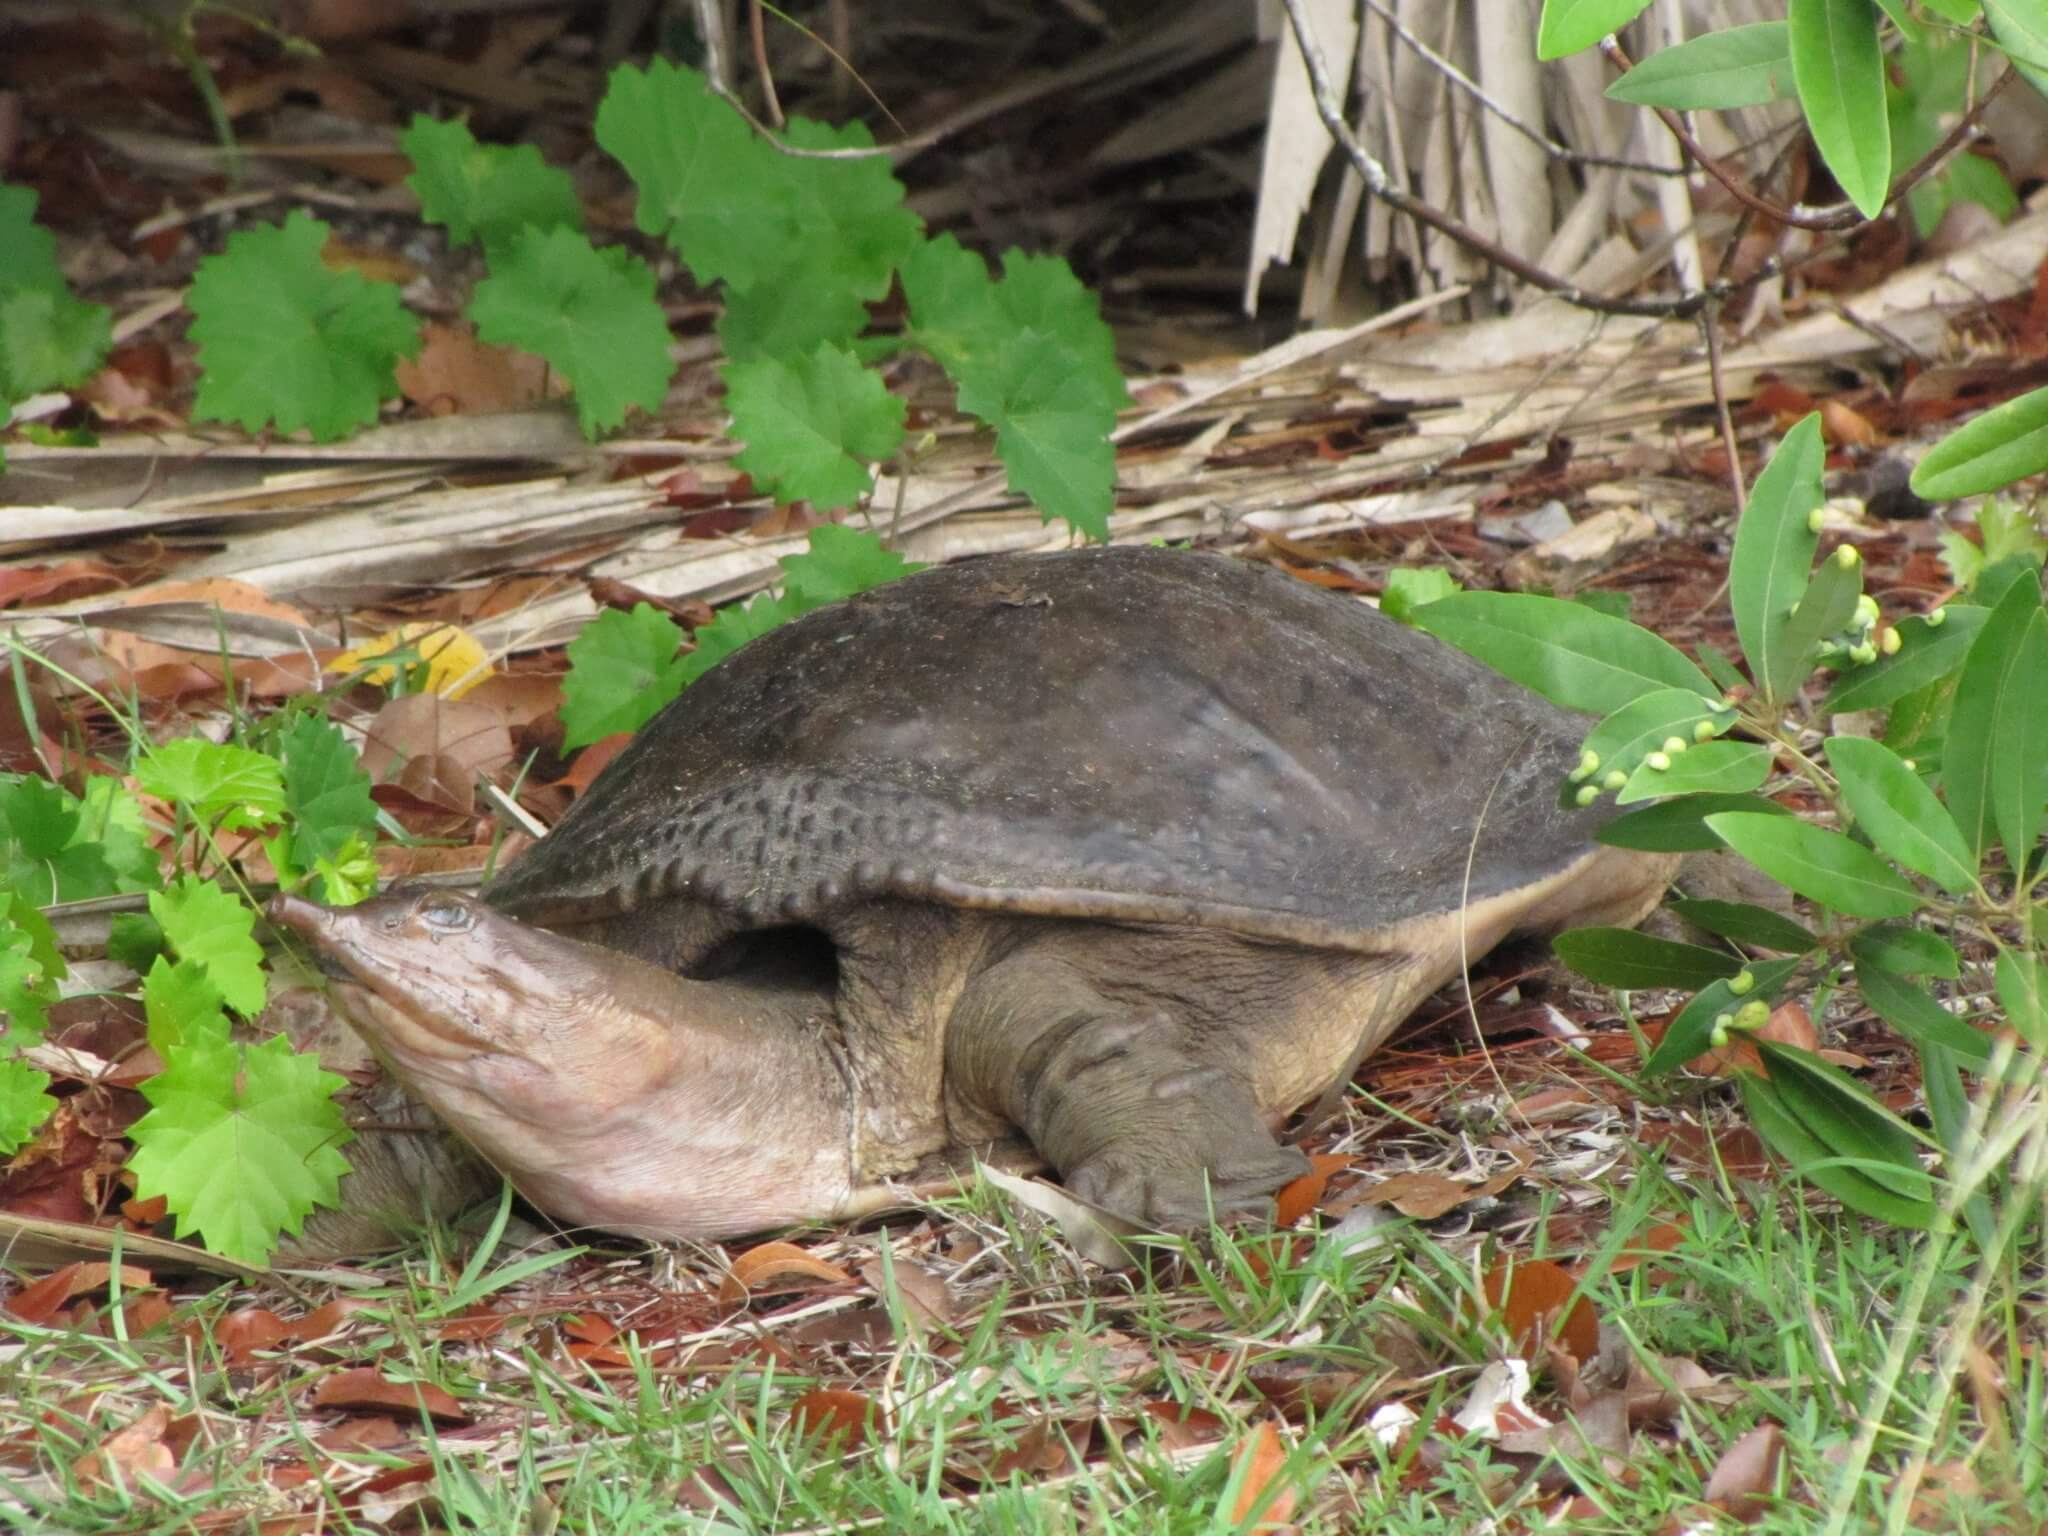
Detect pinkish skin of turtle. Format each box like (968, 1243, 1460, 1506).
(269, 548, 1678, 1242)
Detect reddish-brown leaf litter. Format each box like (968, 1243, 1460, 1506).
(4, 4, 2047, 1530)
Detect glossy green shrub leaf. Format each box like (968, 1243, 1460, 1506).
(1619, 741, 1773, 803)
(1596, 792, 1791, 852)
(1853, 946, 1991, 1063)
(1821, 606, 1984, 714)
(1770, 545, 1865, 700)
(1825, 735, 1976, 895)
(1984, 0, 2048, 99)
(1995, 947, 2048, 1047)
(1666, 898, 1818, 954)
(1911, 384, 2048, 499)
(1728, 415, 1824, 703)
(1537, 0, 1653, 58)
(1606, 23, 1792, 108)
(1411, 592, 1713, 716)
(1744, 1044, 1934, 1224)
(1943, 573, 2048, 868)
(1849, 924, 1958, 979)
(1567, 688, 1729, 807)
(1706, 812, 1919, 919)
(1552, 926, 1744, 991)
(1788, 0, 1892, 219)
(1644, 958, 1802, 1075)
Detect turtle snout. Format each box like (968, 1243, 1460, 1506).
(267, 894, 356, 980)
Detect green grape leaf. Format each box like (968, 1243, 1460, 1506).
(0, 185, 112, 399)
(402, 114, 582, 260)
(901, 233, 1004, 371)
(0, 911, 59, 1048)
(0, 1058, 56, 1158)
(1413, 591, 1714, 716)
(1551, 926, 1744, 990)
(1605, 22, 1793, 109)
(717, 279, 871, 365)
(1538, 0, 1655, 58)
(1825, 736, 1977, 895)
(0, 775, 116, 905)
(107, 911, 167, 976)
(1728, 414, 1824, 703)
(1706, 812, 1920, 919)
(188, 210, 421, 441)
(955, 328, 1122, 542)
(559, 603, 688, 750)
(125, 1032, 353, 1267)
(1596, 792, 1791, 852)
(675, 591, 804, 688)
(142, 954, 231, 1058)
(468, 226, 674, 436)
(1787, 0, 1892, 219)
(280, 714, 379, 867)
(1617, 741, 1773, 804)
(1912, 384, 2048, 500)
(726, 343, 907, 510)
(77, 776, 161, 893)
(1665, 898, 1818, 954)
(150, 876, 266, 1016)
(135, 738, 286, 832)
(780, 523, 925, 606)
(1380, 567, 1462, 625)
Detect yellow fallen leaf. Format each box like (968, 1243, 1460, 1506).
(330, 622, 493, 699)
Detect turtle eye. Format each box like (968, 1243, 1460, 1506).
(416, 894, 475, 934)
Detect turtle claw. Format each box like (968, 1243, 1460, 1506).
(1067, 1142, 1310, 1231)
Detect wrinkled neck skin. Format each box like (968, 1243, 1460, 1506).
(270, 892, 856, 1240)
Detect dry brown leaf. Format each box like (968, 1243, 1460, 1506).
(856, 1254, 957, 1332)
(73, 1403, 174, 1488)
(1691, 1000, 1819, 1076)
(1273, 1152, 1351, 1226)
(312, 1367, 468, 1423)
(1704, 1420, 1784, 1521)
(5, 1260, 153, 1324)
(358, 693, 514, 817)
(717, 1241, 855, 1311)
(211, 1306, 290, 1363)
(0, 558, 126, 610)
(1482, 1256, 1600, 1364)
(1228, 1420, 1297, 1530)
(1821, 398, 1880, 447)
(1358, 1152, 1529, 1219)
(396, 323, 560, 417)
(788, 1388, 881, 1448)
(1139, 1400, 1226, 1451)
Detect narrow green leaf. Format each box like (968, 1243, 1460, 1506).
(1767, 545, 1864, 703)
(1995, 947, 2048, 1047)
(1848, 924, 1958, 979)
(1596, 793, 1791, 853)
(1706, 812, 1920, 919)
(1984, 0, 2048, 99)
(1739, 1074, 1933, 1226)
(1728, 415, 1824, 699)
(1568, 689, 1730, 808)
(1788, 0, 1893, 218)
(1411, 592, 1713, 716)
(1606, 23, 1793, 108)
(1538, 0, 1654, 58)
(1643, 958, 1803, 1075)
(1911, 384, 2048, 499)
(1944, 573, 2048, 866)
(1758, 1041, 1937, 1205)
(1667, 898, 1818, 953)
(1919, 1040, 1996, 1251)
(1825, 735, 1977, 895)
(1821, 606, 1985, 714)
(1618, 742, 1773, 803)
(1552, 926, 1744, 991)
(1854, 953, 1991, 1063)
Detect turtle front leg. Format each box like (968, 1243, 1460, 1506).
(949, 954, 1310, 1229)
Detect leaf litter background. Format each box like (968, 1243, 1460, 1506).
(2, 1, 2047, 1529)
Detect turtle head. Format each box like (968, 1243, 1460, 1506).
(267, 888, 858, 1238)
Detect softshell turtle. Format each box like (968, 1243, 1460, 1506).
(273, 548, 1674, 1239)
